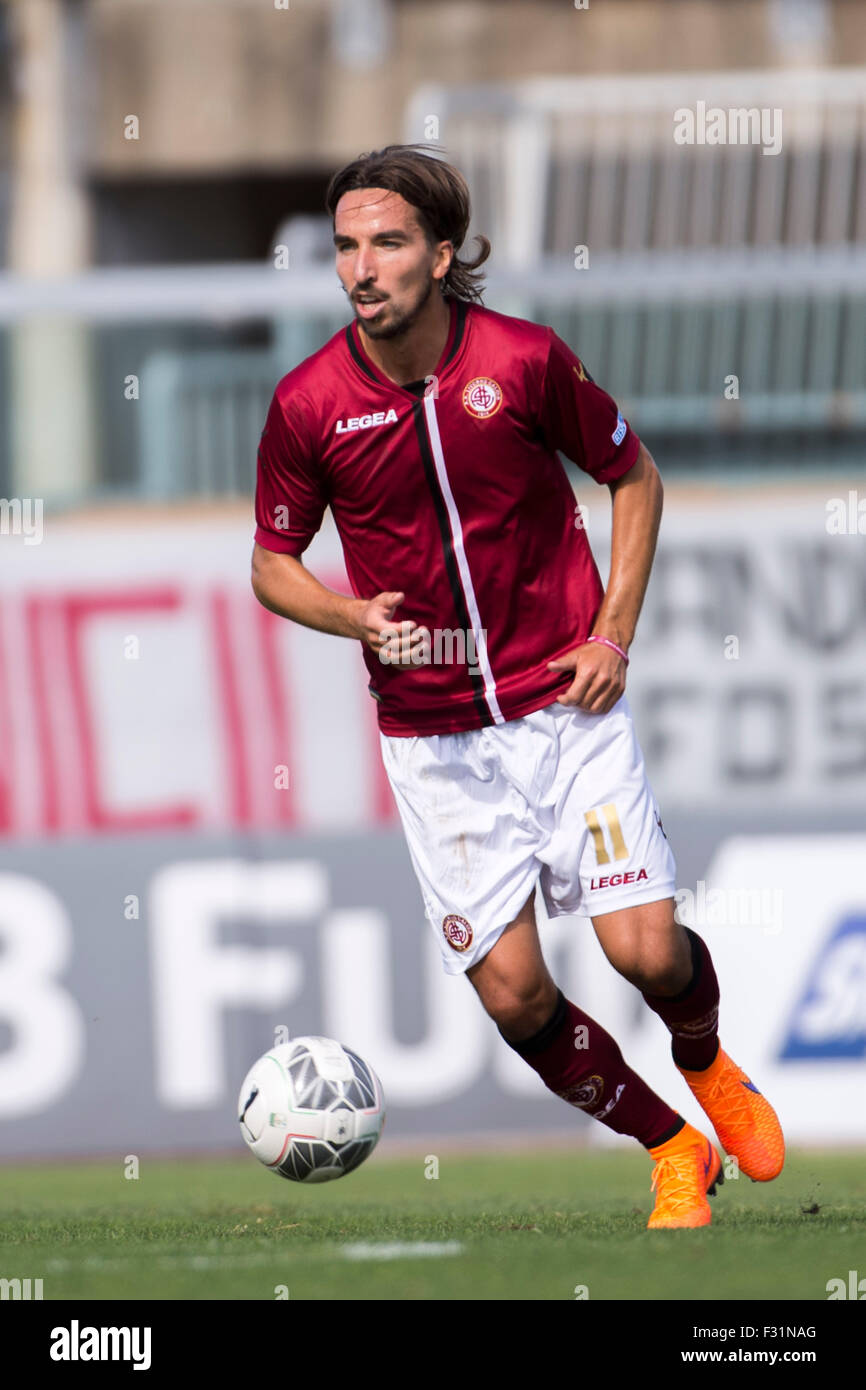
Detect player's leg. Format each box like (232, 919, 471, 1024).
(589, 869, 784, 1184)
(464, 889, 558, 1039)
(586, 895, 692, 994)
(537, 691, 784, 1185)
(590, 897, 720, 1071)
(381, 711, 717, 1226)
(536, 693, 781, 1212)
(465, 892, 722, 1228)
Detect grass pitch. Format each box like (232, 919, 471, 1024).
(1, 1146, 863, 1301)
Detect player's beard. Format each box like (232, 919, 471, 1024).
(354, 274, 435, 341)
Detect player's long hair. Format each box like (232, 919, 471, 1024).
(325, 144, 491, 303)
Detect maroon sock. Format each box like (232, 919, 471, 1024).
(641, 928, 720, 1071)
(500, 991, 683, 1150)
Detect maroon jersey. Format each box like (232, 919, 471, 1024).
(254, 297, 639, 736)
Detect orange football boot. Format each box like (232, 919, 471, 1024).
(647, 1121, 723, 1229)
(677, 1045, 785, 1182)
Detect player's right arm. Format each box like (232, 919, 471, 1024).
(250, 543, 408, 654)
(253, 387, 424, 661)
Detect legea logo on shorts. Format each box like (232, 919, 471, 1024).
(442, 914, 473, 951)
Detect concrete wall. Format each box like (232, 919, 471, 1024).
(84, 0, 866, 175)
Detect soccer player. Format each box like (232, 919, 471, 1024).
(251, 144, 785, 1228)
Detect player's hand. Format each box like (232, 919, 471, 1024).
(353, 592, 430, 668)
(547, 640, 627, 714)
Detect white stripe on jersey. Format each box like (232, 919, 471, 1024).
(423, 393, 504, 724)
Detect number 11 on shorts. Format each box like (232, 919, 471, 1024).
(584, 803, 629, 865)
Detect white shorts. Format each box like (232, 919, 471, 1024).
(380, 695, 677, 975)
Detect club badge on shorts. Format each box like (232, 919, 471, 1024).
(442, 914, 473, 952)
(462, 377, 502, 419)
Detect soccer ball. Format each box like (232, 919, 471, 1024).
(237, 1036, 385, 1183)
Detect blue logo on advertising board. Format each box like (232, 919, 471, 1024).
(779, 914, 866, 1060)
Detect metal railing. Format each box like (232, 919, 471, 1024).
(3, 66, 866, 502)
(127, 256, 866, 499)
(406, 67, 866, 264)
(2, 251, 865, 502)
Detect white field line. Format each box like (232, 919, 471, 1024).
(45, 1241, 465, 1273)
(341, 1241, 464, 1262)
(45, 1254, 291, 1272)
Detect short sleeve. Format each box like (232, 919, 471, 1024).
(537, 329, 640, 484)
(254, 388, 327, 555)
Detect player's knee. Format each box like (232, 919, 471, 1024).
(616, 937, 691, 994)
(477, 974, 558, 1041)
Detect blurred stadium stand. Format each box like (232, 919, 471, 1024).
(418, 68, 866, 473)
(2, 61, 865, 501)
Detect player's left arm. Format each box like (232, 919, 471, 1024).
(548, 440, 662, 714)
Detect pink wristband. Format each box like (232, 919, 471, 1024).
(585, 634, 629, 666)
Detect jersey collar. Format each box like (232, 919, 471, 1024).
(344, 296, 469, 396)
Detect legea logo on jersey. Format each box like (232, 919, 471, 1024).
(462, 378, 502, 419)
(778, 914, 866, 1061)
(335, 409, 398, 435)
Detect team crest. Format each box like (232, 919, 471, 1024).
(462, 378, 502, 419)
(557, 1075, 604, 1110)
(442, 914, 473, 952)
